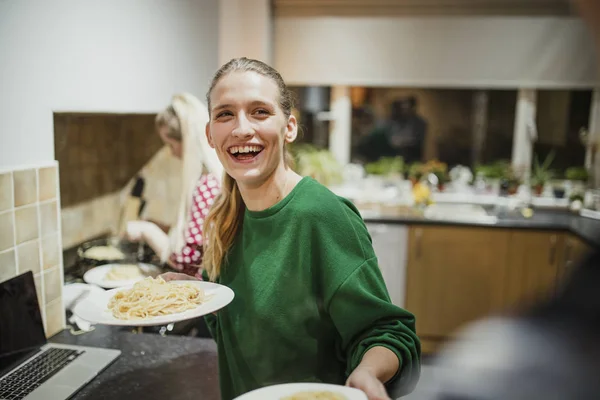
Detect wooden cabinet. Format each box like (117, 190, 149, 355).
(558, 234, 593, 287)
(504, 231, 563, 311)
(405, 226, 510, 352)
(405, 226, 595, 354)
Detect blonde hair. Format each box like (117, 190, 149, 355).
(203, 58, 295, 281)
(155, 93, 223, 263)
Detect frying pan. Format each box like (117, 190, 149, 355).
(77, 236, 157, 266)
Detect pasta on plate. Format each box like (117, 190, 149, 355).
(104, 264, 145, 281)
(107, 276, 209, 320)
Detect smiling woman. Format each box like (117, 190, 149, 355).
(198, 58, 421, 400)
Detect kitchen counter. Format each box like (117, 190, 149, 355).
(50, 325, 220, 400)
(364, 209, 600, 247)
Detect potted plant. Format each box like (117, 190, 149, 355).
(407, 162, 424, 185)
(364, 156, 404, 179)
(530, 151, 555, 196)
(421, 160, 449, 191)
(289, 144, 343, 187)
(565, 166, 589, 182)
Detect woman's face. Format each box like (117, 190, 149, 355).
(206, 71, 297, 188)
(158, 125, 183, 159)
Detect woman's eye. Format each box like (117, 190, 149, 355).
(255, 109, 270, 115)
(216, 111, 233, 118)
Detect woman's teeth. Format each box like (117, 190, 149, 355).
(229, 145, 263, 160)
(229, 145, 263, 155)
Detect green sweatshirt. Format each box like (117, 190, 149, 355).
(204, 177, 420, 400)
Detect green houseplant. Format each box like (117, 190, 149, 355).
(530, 151, 556, 196)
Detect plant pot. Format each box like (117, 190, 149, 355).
(532, 184, 544, 196)
(553, 188, 566, 199)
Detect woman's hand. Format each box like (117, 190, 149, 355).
(159, 272, 200, 282)
(346, 366, 391, 400)
(125, 221, 154, 242)
(125, 221, 170, 261)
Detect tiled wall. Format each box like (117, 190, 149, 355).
(54, 113, 163, 208)
(61, 192, 121, 250)
(0, 162, 65, 338)
(129, 146, 183, 227)
(60, 146, 182, 251)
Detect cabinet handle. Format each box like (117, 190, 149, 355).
(415, 228, 423, 259)
(564, 239, 573, 269)
(549, 235, 557, 265)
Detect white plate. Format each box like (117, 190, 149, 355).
(234, 383, 368, 400)
(71, 280, 234, 326)
(83, 263, 163, 289)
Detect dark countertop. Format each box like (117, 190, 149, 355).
(364, 209, 600, 247)
(50, 325, 220, 400)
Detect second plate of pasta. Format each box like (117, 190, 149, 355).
(72, 277, 235, 326)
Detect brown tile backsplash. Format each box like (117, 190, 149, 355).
(0, 172, 12, 212)
(17, 240, 41, 275)
(44, 268, 61, 303)
(1, 163, 65, 338)
(54, 113, 162, 207)
(39, 166, 58, 202)
(0, 211, 14, 252)
(13, 169, 37, 207)
(15, 205, 39, 244)
(45, 297, 64, 337)
(40, 201, 58, 237)
(34, 273, 43, 308)
(41, 233, 60, 270)
(0, 249, 17, 283)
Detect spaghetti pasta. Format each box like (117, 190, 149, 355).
(107, 276, 207, 320)
(281, 392, 347, 400)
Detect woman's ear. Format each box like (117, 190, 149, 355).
(284, 115, 298, 144)
(206, 123, 215, 148)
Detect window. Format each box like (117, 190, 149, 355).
(350, 87, 516, 168)
(289, 86, 331, 149)
(534, 90, 592, 172)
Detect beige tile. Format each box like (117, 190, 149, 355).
(39, 201, 58, 237)
(0, 249, 17, 283)
(34, 273, 43, 308)
(0, 172, 12, 212)
(43, 268, 61, 303)
(45, 297, 64, 337)
(13, 169, 37, 206)
(0, 211, 14, 252)
(41, 234, 59, 270)
(15, 205, 38, 243)
(38, 166, 58, 202)
(16, 240, 41, 275)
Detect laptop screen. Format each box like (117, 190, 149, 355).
(0, 271, 47, 374)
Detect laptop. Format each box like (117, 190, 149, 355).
(0, 271, 121, 400)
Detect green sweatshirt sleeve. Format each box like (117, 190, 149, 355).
(327, 256, 421, 390)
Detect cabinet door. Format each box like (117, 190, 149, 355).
(559, 235, 593, 286)
(405, 226, 510, 341)
(366, 223, 408, 308)
(505, 231, 563, 311)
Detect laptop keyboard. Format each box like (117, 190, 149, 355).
(0, 347, 85, 400)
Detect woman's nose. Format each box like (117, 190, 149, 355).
(232, 113, 254, 137)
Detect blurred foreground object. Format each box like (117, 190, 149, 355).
(427, 250, 600, 400)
